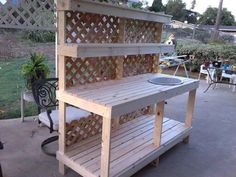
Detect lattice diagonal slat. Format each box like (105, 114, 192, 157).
(123, 54, 156, 77)
(65, 57, 117, 87)
(65, 107, 151, 147)
(65, 11, 120, 43)
(125, 19, 159, 43)
(0, 0, 55, 30)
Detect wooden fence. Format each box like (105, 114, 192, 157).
(0, 0, 56, 31)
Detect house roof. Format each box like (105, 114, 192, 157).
(198, 25, 236, 32)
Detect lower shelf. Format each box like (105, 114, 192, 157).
(57, 115, 191, 177)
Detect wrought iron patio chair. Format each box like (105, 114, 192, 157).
(204, 68, 236, 93)
(0, 141, 3, 177)
(32, 78, 91, 156)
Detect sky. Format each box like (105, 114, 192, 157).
(147, 0, 236, 18)
(0, 0, 235, 18)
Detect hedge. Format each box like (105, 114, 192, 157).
(176, 39, 236, 71)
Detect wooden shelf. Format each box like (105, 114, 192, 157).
(57, 43, 174, 58)
(57, 0, 172, 24)
(56, 73, 199, 118)
(57, 115, 191, 177)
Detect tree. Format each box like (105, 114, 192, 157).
(212, 0, 223, 39)
(165, 0, 186, 22)
(191, 0, 196, 10)
(198, 7, 235, 26)
(149, 0, 164, 12)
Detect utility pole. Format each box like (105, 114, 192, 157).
(212, 0, 223, 40)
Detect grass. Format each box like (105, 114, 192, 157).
(0, 56, 54, 119)
(0, 56, 198, 120)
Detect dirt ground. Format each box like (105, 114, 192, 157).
(0, 31, 55, 60)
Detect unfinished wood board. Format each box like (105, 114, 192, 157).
(57, 115, 191, 177)
(57, 0, 171, 24)
(57, 43, 174, 58)
(56, 73, 199, 118)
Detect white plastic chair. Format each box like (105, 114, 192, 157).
(198, 65, 215, 83)
(221, 71, 236, 91)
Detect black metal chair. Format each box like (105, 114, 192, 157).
(32, 78, 91, 156)
(0, 141, 3, 177)
(204, 68, 236, 93)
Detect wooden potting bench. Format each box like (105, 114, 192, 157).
(56, 1, 199, 177)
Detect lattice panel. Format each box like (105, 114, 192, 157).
(125, 19, 159, 43)
(65, 57, 117, 87)
(65, 107, 151, 147)
(119, 107, 151, 124)
(0, 0, 55, 30)
(65, 11, 120, 43)
(123, 54, 156, 77)
(66, 114, 102, 146)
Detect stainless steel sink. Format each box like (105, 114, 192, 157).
(148, 77, 183, 86)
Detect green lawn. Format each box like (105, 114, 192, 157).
(0, 57, 54, 119)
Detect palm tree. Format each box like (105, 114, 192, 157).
(212, 0, 224, 40)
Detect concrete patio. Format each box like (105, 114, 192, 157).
(1, 81, 236, 177)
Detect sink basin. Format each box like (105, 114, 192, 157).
(148, 77, 183, 86)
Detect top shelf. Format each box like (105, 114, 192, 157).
(57, 0, 172, 24)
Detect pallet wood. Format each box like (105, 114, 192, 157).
(57, 115, 191, 177)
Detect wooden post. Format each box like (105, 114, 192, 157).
(184, 89, 197, 143)
(59, 101, 66, 174)
(151, 23, 164, 166)
(101, 116, 112, 177)
(58, 9, 66, 175)
(153, 101, 165, 146)
(113, 18, 126, 130)
(153, 23, 163, 73)
(185, 89, 196, 127)
(152, 101, 165, 166)
(21, 91, 25, 122)
(116, 18, 125, 80)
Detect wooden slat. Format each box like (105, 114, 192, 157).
(56, 90, 111, 117)
(57, 0, 172, 24)
(57, 43, 174, 58)
(112, 125, 191, 177)
(57, 116, 190, 177)
(66, 115, 162, 157)
(57, 74, 199, 117)
(100, 116, 112, 177)
(58, 10, 66, 175)
(153, 101, 165, 146)
(185, 89, 197, 127)
(84, 119, 178, 172)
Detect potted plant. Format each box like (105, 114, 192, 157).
(21, 53, 50, 90)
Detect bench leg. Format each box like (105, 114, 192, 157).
(59, 162, 65, 175)
(183, 135, 190, 144)
(0, 164, 2, 177)
(151, 157, 160, 167)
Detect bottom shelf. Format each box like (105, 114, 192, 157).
(57, 115, 191, 177)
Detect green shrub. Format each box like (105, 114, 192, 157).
(23, 30, 55, 43)
(176, 39, 236, 71)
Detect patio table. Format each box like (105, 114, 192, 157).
(205, 68, 236, 92)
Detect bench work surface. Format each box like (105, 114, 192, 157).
(57, 73, 199, 118)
